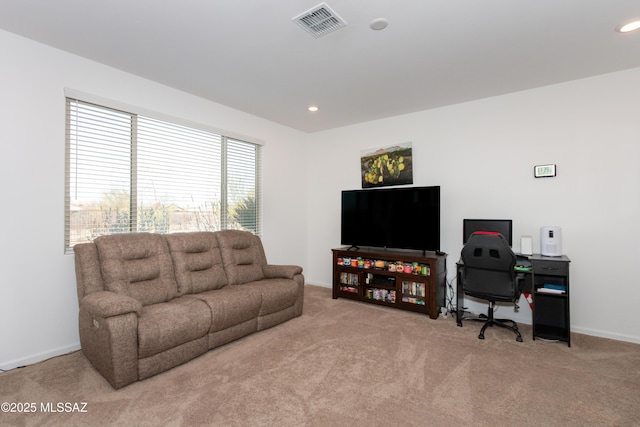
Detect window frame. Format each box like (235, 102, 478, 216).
(64, 90, 263, 254)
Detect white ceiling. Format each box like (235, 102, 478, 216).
(1, 1, 639, 133)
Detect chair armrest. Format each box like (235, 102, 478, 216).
(81, 291, 142, 318)
(263, 264, 303, 279)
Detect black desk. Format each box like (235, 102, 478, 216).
(456, 254, 571, 346)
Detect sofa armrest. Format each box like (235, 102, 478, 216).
(79, 292, 141, 388)
(263, 264, 303, 279)
(81, 291, 142, 318)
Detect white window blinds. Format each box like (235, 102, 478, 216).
(65, 98, 261, 253)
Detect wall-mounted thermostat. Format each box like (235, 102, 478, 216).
(534, 164, 556, 178)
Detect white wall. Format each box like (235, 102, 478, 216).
(306, 67, 640, 344)
(0, 30, 309, 369)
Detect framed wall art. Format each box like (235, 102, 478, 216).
(361, 142, 413, 188)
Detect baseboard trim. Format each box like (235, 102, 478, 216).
(0, 343, 81, 372)
(570, 327, 640, 345)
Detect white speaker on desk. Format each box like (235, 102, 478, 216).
(540, 226, 562, 256)
(520, 235, 533, 255)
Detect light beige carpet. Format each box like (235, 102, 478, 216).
(1, 285, 639, 426)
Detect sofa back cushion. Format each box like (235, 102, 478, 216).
(165, 232, 228, 295)
(215, 230, 267, 285)
(94, 233, 178, 306)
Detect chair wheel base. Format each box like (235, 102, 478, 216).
(472, 301, 524, 343)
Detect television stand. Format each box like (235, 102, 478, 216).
(332, 247, 447, 319)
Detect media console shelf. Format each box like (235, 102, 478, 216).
(332, 247, 446, 319)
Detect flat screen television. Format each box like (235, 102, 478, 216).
(463, 218, 513, 246)
(341, 186, 440, 253)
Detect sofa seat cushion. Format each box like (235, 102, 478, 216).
(138, 296, 211, 358)
(241, 278, 300, 316)
(194, 285, 262, 333)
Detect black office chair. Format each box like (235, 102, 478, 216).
(460, 232, 524, 342)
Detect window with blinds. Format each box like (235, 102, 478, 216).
(65, 98, 261, 253)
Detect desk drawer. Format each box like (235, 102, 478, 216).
(532, 260, 568, 276)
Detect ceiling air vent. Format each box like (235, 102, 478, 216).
(292, 2, 347, 38)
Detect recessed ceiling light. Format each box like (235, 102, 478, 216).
(618, 19, 640, 33)
(370, 18, 389, 31)
(308, 106, 319, 112)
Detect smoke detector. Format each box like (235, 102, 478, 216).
(292, 2, 347, 38)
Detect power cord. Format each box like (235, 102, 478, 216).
(445, 273, 457, 314)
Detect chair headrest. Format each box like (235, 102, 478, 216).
(461, 232, 515, 271)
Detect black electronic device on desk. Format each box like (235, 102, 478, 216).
(463, 218, 513, 246)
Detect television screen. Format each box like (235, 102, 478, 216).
(463, 219, 513, 246)
(341, 186, 440, 252)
